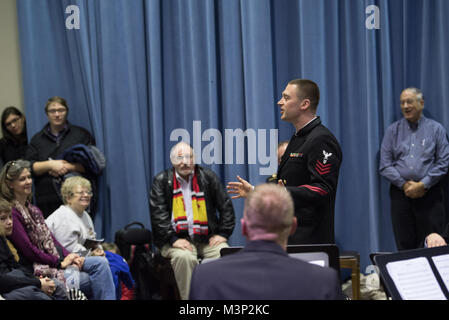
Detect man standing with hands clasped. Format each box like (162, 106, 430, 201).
(380, 87, 449, 250)
(25, 96, 95, 218)
(228, 79, 342, 245)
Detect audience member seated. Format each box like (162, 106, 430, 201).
(25, 96, 95, 218)
(266, 140, 288, 183)
(189, 183, 344, 300)
(0, 106, 28, 168)
(46, 176, 134, 299)
(0, 160, 115, 300)
(102, 242, 135, 300)
(425, 223, 449, 247)
(0, 198, 67, 300)
(149, 142, 235, 300)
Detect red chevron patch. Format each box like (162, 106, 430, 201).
(315, 160, 331, 175)
(300, 184, 328, 195)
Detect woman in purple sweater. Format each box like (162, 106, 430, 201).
(0, 160, 115, 299)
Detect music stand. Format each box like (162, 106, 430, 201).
(220, 244, 340, 276)
(369, 252, 392, 299)
(374, 246, 449, 300)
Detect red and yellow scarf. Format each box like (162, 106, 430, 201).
(172, 168, 208, 236)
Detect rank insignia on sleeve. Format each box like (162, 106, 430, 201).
(322, 150, 332, 164)
(315, 159, 331, 175)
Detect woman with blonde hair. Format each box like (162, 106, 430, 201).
(46, 176, 100, 254)
(46, 176, 134, 299)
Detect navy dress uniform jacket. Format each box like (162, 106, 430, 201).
(277, 117, 342, 244)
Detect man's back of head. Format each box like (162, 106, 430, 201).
(242, 184, 296, 248)
(189, 183, 343, 300)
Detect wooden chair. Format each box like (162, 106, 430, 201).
(339, 251, 360, 300)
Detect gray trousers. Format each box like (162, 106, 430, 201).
(161, 241, 228, 300)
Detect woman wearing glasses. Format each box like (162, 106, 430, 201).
(46, 176, 102, 255)
(0, 107, 28, 167)
(0, 160, 115, 300)
(46, 176, 135, 299)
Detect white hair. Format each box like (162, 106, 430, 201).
(403, 87, 424, 102)
(169, 141, 194, 164)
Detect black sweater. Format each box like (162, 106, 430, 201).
(25, 122, 95, 218)
(0, 236, 41, 294)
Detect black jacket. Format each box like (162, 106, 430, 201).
(443, 223, 449, 243)
(0, 136, 27, 167)
(277, 117, 342, 244)
(25, 122, 95, 218)
(0, 236, 40, 294)
(149, 165, 235, 248)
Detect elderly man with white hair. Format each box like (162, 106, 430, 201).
(149, 142, 235, 300)
(189, 183, 343, 300)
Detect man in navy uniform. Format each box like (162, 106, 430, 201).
(228, 79, 342, 244)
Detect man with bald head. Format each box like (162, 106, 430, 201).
(189, 184, 343, 300)
(149, 142, 235, 300)
(380, 87, 449, 250)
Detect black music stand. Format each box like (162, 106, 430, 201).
(369, 252, 392, 299)
(220, 244, 340, 276)
(374, 246, 449, 300)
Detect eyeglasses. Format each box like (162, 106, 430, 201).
(5, 160, 31, 181)
(400, 98, 418, 106)
(73, 191, 93, 196)
(5, 161, 17, 175)
(5, 117, 22, 128)
(47, 108, 67, 115)
(5, 160, 24, 171)
(173, 155, 194, 162)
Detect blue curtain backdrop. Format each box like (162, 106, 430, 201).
(16, 0, 449, 271)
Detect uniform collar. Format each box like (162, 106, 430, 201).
(295, 116, 321, 137)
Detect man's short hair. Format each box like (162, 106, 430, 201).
(288, 79, 320, 112)
(45, 96, 69, 114)
(403, 87, 424, 102)
(244, 184, 294, 239)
